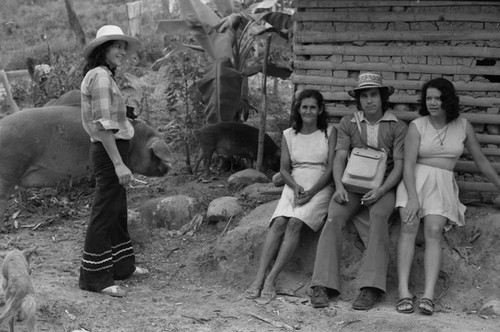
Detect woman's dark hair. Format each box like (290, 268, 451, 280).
(82, 40, 118, 77)
(419, 77, 460, 123)
(354, 87, 391, 113)
(292, 89, 328, 135)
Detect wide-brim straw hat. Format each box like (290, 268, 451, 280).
(348, 72, 395, 98)
(83, 25, 141, 61)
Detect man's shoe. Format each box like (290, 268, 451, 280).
(310, 286, 329, 308)
(352, 287, 381, 310)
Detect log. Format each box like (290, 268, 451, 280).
(292, 75, 500, 92)
(4, 70, 29, 80)
(296, 0, 498, 8)
(293, 60, 500, 76)
(319, 92, 500, 108)
(0, 70, 19, 113)
(457, 181, 497, 192)
(476, 134, 500, 146)
(294, 12, 499, 23)
(294, 30, 500, 44)
(455, 160, 500, 174)
(293, 44, 500, 59)
(325, 107, 500, 125)
(463, 148, 500, 157)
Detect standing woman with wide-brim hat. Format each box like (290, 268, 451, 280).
(79, 25, 148, 298)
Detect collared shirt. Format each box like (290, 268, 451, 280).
(336, 110, 407, 174)
(81, 66, 134, 142)
(355, 111, 398, 148)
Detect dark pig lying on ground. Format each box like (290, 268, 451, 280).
(193, 122, 281, 179)
(0, 105, 172, 230)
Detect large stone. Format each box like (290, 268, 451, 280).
(127, 209, 151, 246)
(227, 168, 270, 186)
(479, 300, 500, 318)
(239, 182, 282, 200)
(137, 195, 199, 230)
(206, 196, 243, 223)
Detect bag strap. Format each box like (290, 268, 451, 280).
(353, 112, 384, 152)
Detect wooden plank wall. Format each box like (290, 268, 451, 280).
(292, 0, 500, 192)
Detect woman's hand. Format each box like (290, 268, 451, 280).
(115, 162, 133, 185)
(293, 185, 305, 206)
(332, 187, 349, 204)
(402, 197, 420, 223)
(296, 190, 314, 206)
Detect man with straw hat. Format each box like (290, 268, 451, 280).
(79, 25, 148, 298)
(309, 72, 407, 310)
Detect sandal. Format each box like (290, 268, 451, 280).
(132, 266, 149, 276)
(396, 296, 416, 314)
(101, 285, 127, 298)
(418, 297, 434, 315)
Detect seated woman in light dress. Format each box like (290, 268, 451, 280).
(395, 78, 500, 315)
(246, 89, 336, 300)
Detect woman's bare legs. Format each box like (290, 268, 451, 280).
(396, 209, 420, 311)
(246, 217, 288, 298)
(422, 215, 447, 300)
(261, 217, 303, 300)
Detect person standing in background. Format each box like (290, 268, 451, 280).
(79, 25, 149, 298)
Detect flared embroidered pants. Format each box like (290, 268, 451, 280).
(79, 140, 135, 292)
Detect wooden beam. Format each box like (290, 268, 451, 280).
(293, 60, 500, 76)
(320, 91, 499, 107)
(4, 70, 30, 80)
(455, 160, 500, 174)
(293, 44, 500, 58)
(294, 30, 500, 43)
(294, 11, 500, 23)
(463, 148, 500, 157)
(292, 75, 500, 92)
(325, 107, 500, 125)
(296, 0, 499, 8)
(457, 181, 498, 192)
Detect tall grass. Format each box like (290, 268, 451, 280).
(0, 0, 164, 70)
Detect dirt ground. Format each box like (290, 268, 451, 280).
(1, 71, 499, 331)
(1, 170, 499, 332)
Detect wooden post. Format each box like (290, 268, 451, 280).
(162, 0, 171, 18)
(126, 1, 143, 37)
(256, 35, 272, 172)
(0, 70, 20, 113)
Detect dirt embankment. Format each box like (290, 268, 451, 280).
(1, 173, 499, 331)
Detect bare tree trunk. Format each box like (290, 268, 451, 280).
(64, 0, 86, 48)
(162, 0, 171, 18)
(257, 35, 272, 172)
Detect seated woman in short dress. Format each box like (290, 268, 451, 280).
(395, 78, 500, 315)
(246, 89, 336, 300)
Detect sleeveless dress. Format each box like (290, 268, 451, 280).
(395, 116, 468, 231)
(271, 126, 334, 232)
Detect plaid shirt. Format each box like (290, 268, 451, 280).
(81, 66, 134, 142)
